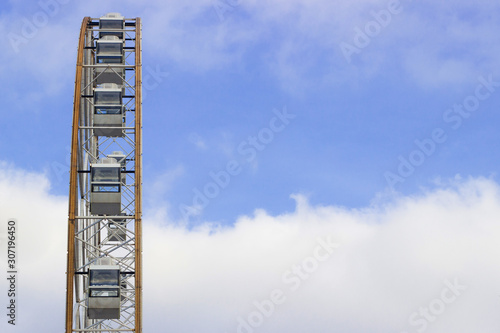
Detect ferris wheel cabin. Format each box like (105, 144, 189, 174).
(90, 158, 122, 215)
(93, 83, 124, 137)
(87, 259, 121, 319)
(99, 13, 125, 39)
(95, 35, 125, 85)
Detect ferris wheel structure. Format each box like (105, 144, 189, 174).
(65, 13, 143, 333)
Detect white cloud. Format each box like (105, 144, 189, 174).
(188, 132, 208, 150)
(0, 162, 67, 332)
(1, 0, 499, 101)
(247, 0, 500, 90)
(1, 163, 500, 332)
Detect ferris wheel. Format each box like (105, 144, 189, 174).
(65, 13, 143, 333)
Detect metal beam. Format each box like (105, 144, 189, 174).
(134, 17, 143, 333)
(66, 16, 91, 333)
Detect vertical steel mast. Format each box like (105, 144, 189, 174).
(65, 15, 142, 333)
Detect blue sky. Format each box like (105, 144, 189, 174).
(1, 0, 500, 224)
(2, 0, 500, 332)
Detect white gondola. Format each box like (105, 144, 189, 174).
(95, 36, 125, 85)
(97, 36, 124, 63)
(93, 83, 124, 137)
(87, 259, 121, 319)
(99, 13, 125, 39)
(108, 151, 127, 184)
(107, 151, 126, 167)
(90, 158, 121, 215)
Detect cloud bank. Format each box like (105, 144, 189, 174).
(0, 163, 499, 332)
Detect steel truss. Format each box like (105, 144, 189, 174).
(66, 16, 143, 333)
